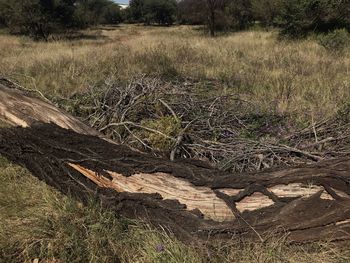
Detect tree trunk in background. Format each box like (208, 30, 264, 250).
(209, 9, 215, 37)
(207, 0, 216, 37)
(1, 81, 350, 243)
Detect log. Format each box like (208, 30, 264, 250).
(1, 81, 350, 243)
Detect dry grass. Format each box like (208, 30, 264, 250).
(0, 157, 200, 263)
(0, 157, 349, 263)
(0, 25, 349, 120)
(1, 25, 350, 262)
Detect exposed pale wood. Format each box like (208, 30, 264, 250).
(217, 189, 243, 196)
(0, 83, 99, 136)
(1, 82, 350, 243)
(269, 183, 334, 200)
(235, 192, 275, 212)
(69, 163, 235, 221)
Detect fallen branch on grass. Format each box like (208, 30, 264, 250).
(1, 81, 350, 243)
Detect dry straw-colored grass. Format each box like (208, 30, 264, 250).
(1, 25, 350, 262)
(1, 24, 349, 121)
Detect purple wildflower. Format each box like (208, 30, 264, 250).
(156, 244, 165, 253)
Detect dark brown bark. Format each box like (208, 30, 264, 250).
(207, 0, 217, 37)
(1, 82, 350, 243)
(209, 9, 215, 37)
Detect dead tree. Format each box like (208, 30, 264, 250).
(1, 82, 350, 243)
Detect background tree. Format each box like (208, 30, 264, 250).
(178, 0, 252, 35)
(252, 0, 283, 27)
(206, 0, 227, 36)
(129, 0, 177, 25)
(226, 0, 254, 30)
(0, 0, 70, 40)
(0, 0, 122, 39)
(102, 3, 123, 24)
(177, 0, 205, 25)
(1, 0, 349, 40)
(277, 0, 350, 38)
(74, 0, 122, 27)
(0, 0, 9, 27)
(129, 0, 146, 23)
(144, 0, 177, 25)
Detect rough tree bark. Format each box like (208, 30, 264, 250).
(1, 81, 350, 243)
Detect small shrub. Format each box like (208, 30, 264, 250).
(137, 116, 181, 153)
(318, 29, 350, 53)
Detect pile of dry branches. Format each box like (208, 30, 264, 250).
(66, 77, 350, 172)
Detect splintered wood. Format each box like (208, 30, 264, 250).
(1, 82, 350, 242)
(69, 163, 235, 221)
(69, 163, 342, 221)
(0, 84, 98, 136)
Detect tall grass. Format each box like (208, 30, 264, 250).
(0, 25, 349, 120)
(1, 25, 350, 262)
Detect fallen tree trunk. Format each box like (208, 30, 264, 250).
(1, 81, 350, 243)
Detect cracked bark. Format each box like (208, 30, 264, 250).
(1, 82, 350, 243)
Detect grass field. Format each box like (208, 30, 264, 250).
(1, 24, 349, 120)
(1, 25, 350, 262)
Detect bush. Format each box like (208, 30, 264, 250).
(277, 0, 350, 39)
(137, 116, 181, 153)
(318, 29, 350, 53)
(102, 4, 123, 24)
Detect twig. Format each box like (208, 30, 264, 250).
(123, 125, 153, 151)
(99, 121, 176, 141)
(170, 134, 184, 161)
(159, 98, 178, 120)
(0, 77, 52, 103)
